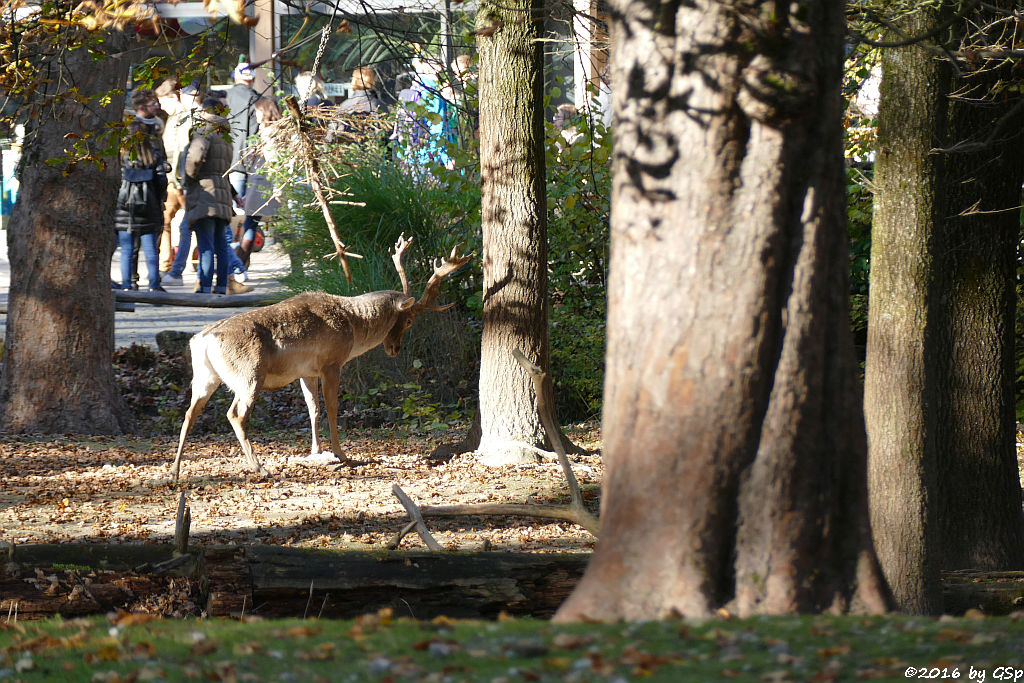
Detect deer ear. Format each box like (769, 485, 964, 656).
(398, 297, 416, 311)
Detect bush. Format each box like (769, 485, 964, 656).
(545, 96, 611, 421)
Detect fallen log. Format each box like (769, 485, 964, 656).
(1, 543, 587, 621)
(1, 295, 134, 314)
(4, 544, 1022, 621)
(941, 570, 1024, 615)
(114, 290, 282, 308)
(239, 546, 588, 620)
(1, 544, 199, 621)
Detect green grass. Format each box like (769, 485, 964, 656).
(3, 612, 1024, 681)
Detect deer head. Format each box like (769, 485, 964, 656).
(383, 233, 471, 357)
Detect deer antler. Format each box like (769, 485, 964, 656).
(414, 244, 472, 312)
(392, 233, 414, 298)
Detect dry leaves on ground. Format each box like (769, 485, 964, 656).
(0, 426, 602, 555)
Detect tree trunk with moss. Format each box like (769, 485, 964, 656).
(0, 29, 131, 433)
(866, 1, 1024, 616)
(865, 7, 946, 616)
(555, 0, 890, 621)
(473, 0, 554, 465)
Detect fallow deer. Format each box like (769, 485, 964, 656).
(170, 234, 470, 483)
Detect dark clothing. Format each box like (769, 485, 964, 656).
(183, 112, 234, 228)
(114, 175, 166, 234)
(337, 89, 384, 114)
(243, 156, 279, 218)
(225, 82, 259, 169)
(301, 93, 330, 110)
(114, 117, 167, 235)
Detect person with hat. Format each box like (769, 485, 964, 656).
(226, 60, 259, 199)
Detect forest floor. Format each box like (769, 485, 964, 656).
(3, 343, 1023, 557)
(0, 427, 602, 554)
(0, 346, 602, 555)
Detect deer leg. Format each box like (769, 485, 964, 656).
(172, 357, 222, 483)
(320, 366, 350, 466)
(226, 391, 268, 477)
(299, 376, 322, 455)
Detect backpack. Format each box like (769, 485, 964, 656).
(117, 178, 159, 219)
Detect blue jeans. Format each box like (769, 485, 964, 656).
(118, 230, 159, 290)
(168, 225, 191, 278)
(193, 217, 229, 293)
(225, 224, 247, 274)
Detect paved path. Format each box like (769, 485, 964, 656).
(0, 228, 292, 349)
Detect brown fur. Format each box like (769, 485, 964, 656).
(169, 236, 470, 482)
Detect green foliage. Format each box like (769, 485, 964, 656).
(545, 93, 612, 421)
(343, 379, 465, 432)
(269, 141, 480, 306)
(847, 164, 873, 337)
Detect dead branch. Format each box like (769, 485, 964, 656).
(386, 520, 420, 551)
(391, 484, 443, 551)
(389, 349, 600, 540)
(173, 492, 191, 556)
(511, 349, 589, 511)
(282, 95, 362, 281)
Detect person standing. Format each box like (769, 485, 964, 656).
(183, 98, 233, 294)
(225, 61, 259, 199)
(238, 96, 283, 268)
(337, 66, 385, 115)
(155, 78, 200, 276)
(114, 88, 167, 292)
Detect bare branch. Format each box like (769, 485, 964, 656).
(391, 484, 444, 551)
(282, 95, 357, 281)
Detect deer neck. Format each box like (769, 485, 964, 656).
(343, 291, 404, 359)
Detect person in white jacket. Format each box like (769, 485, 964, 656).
(155, 78, 200, 275)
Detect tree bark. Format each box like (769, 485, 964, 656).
(0, 28, 132, 433)
(555, 0, 890, 621)
(865, 7, 947, 615)
(931, 6, 1024, 570)
(474, 0, 554, 465)
(866, 1, 1024, 615)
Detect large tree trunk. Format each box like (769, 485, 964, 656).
(866, 2, 1024, 615)
(474, 0, 554, 465)
(0, 29, 131, 433)
(865, 7, 947, 615)
(933, 9, 1024, 570)
(555, 0, 890, 621)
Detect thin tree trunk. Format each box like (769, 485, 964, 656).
(0, 29, 132, 433)
(556, 0, 889, 621)
(474, 0, 554, 465)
